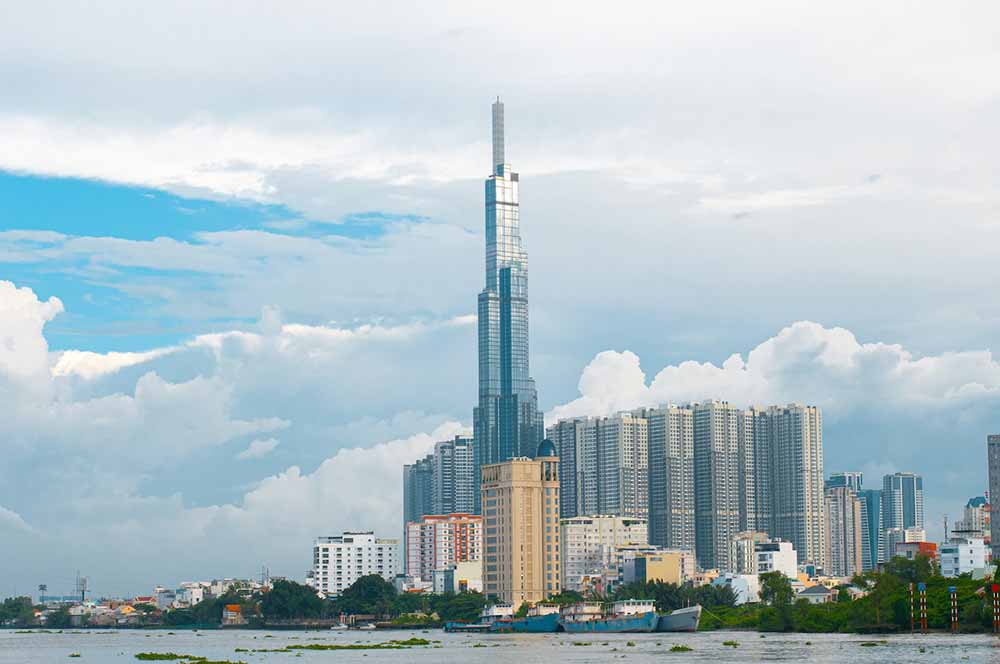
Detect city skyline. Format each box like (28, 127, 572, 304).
(3, 3, 1000, 597)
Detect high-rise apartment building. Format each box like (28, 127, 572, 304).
(882, 472, 924, 534)
(405, 514, 483, 582)
(474, 100, 544, 511)
(481, 440, 560, 609)
(403, 456, 434, 529)
(645, 405, 695, 552)
(404, 435, 477, 531)
(311, 532, 400, 597)
(433, 436, 476, 515)
(988, 435, 1000, 558)
(858, 489, 883, 570)
(825, 486, 863, 577)
(693, 401, 744, 571)
(597, 413, 648, 518)
(768, 404, 825, 567)
(559, 515, 648, 591)
(548, 417, 597, 518)
(547, 413, 648, 520)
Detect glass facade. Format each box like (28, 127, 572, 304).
(474, 99, 544, 511)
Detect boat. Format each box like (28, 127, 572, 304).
(443, 603, 514, 633)
(656, 605, 701, 632)
(559, 600, 659, 633)
(444, 621, 491, 633)
(329, 623, 349, 631)
(490, 603, 561, 633)
(355, 623, 376, 630)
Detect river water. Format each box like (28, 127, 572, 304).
(2, 629, 998, 663)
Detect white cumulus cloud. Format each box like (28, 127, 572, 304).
(236, 438, 280, 460)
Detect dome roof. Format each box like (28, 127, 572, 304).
(536, 438, 557, 458)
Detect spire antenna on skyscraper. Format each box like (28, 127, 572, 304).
(492, 97, 505, 173)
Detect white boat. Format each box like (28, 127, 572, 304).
(329, 623, 349, 631)
(655, 605, 702, 632)
(356, 623, 376, 631)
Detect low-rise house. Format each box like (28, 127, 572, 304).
(797, 585, 835, 604)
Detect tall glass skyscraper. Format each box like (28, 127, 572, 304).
(474, 99, 544, 511)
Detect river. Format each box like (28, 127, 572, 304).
(2, 629, 997, 663)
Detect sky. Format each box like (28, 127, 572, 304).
(2, 1, 1000, 598)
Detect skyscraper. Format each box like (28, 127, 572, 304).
(882, 472, 924, 533)
(693, 401, 743, 571)
(825, 485, 863, 577)
(548, 416, 597, 519)
(768, 404, 826, 567)
(547, 413, 647, 520)
(481, 439, 561, 608)
(597, 413, 648, 519)
(403, 455, 434, 529)
(857, 488, 883, 570)
(989, 435, 1000, 558)
(645, 405, 695, 552)
(474, 99, 544, 511)
(432, 435, 476, 515)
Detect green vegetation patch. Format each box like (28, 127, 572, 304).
(257, 637, 433, 653)
(669, 644, 693, 652)
(723, 640, 739, 647)
(134, 655, 204, 661)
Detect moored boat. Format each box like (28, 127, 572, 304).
(491, 603, 561, 633)
(559, 600, 659, 633)
(444, 621, 492, 632)
(656, 605, 701, 632)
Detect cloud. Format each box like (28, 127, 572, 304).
(550, 320, 1000, 421)
(0, 280, 63, 382)
(236, 438, 280, 460)
(51, 347, 180, 380)
(0, 505, 32, 533)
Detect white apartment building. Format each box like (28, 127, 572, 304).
(311, 532, 401, 597)
(729, 531, 770, 575)
(405, 513, 483, 582)
(940, 537, 989, 578)
(560, 515, 648, 591)
(756, 540, 798, 579)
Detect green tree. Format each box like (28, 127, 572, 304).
(432, 592, 487, 622)
(259, 579, 324, 619)
(0, 596, 35, 626)
(759, 572, 793, 607)
(759, 572, 795, 631)
(333, 575, 396, 616)
(882, 555, 935, 584)
(46, 606, 72, 629)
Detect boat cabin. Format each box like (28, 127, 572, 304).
(560, 602, 604, 622)
(480, 604, 515, 623)
(611, 599, 656, 616)
(528, 603, 561, 617)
